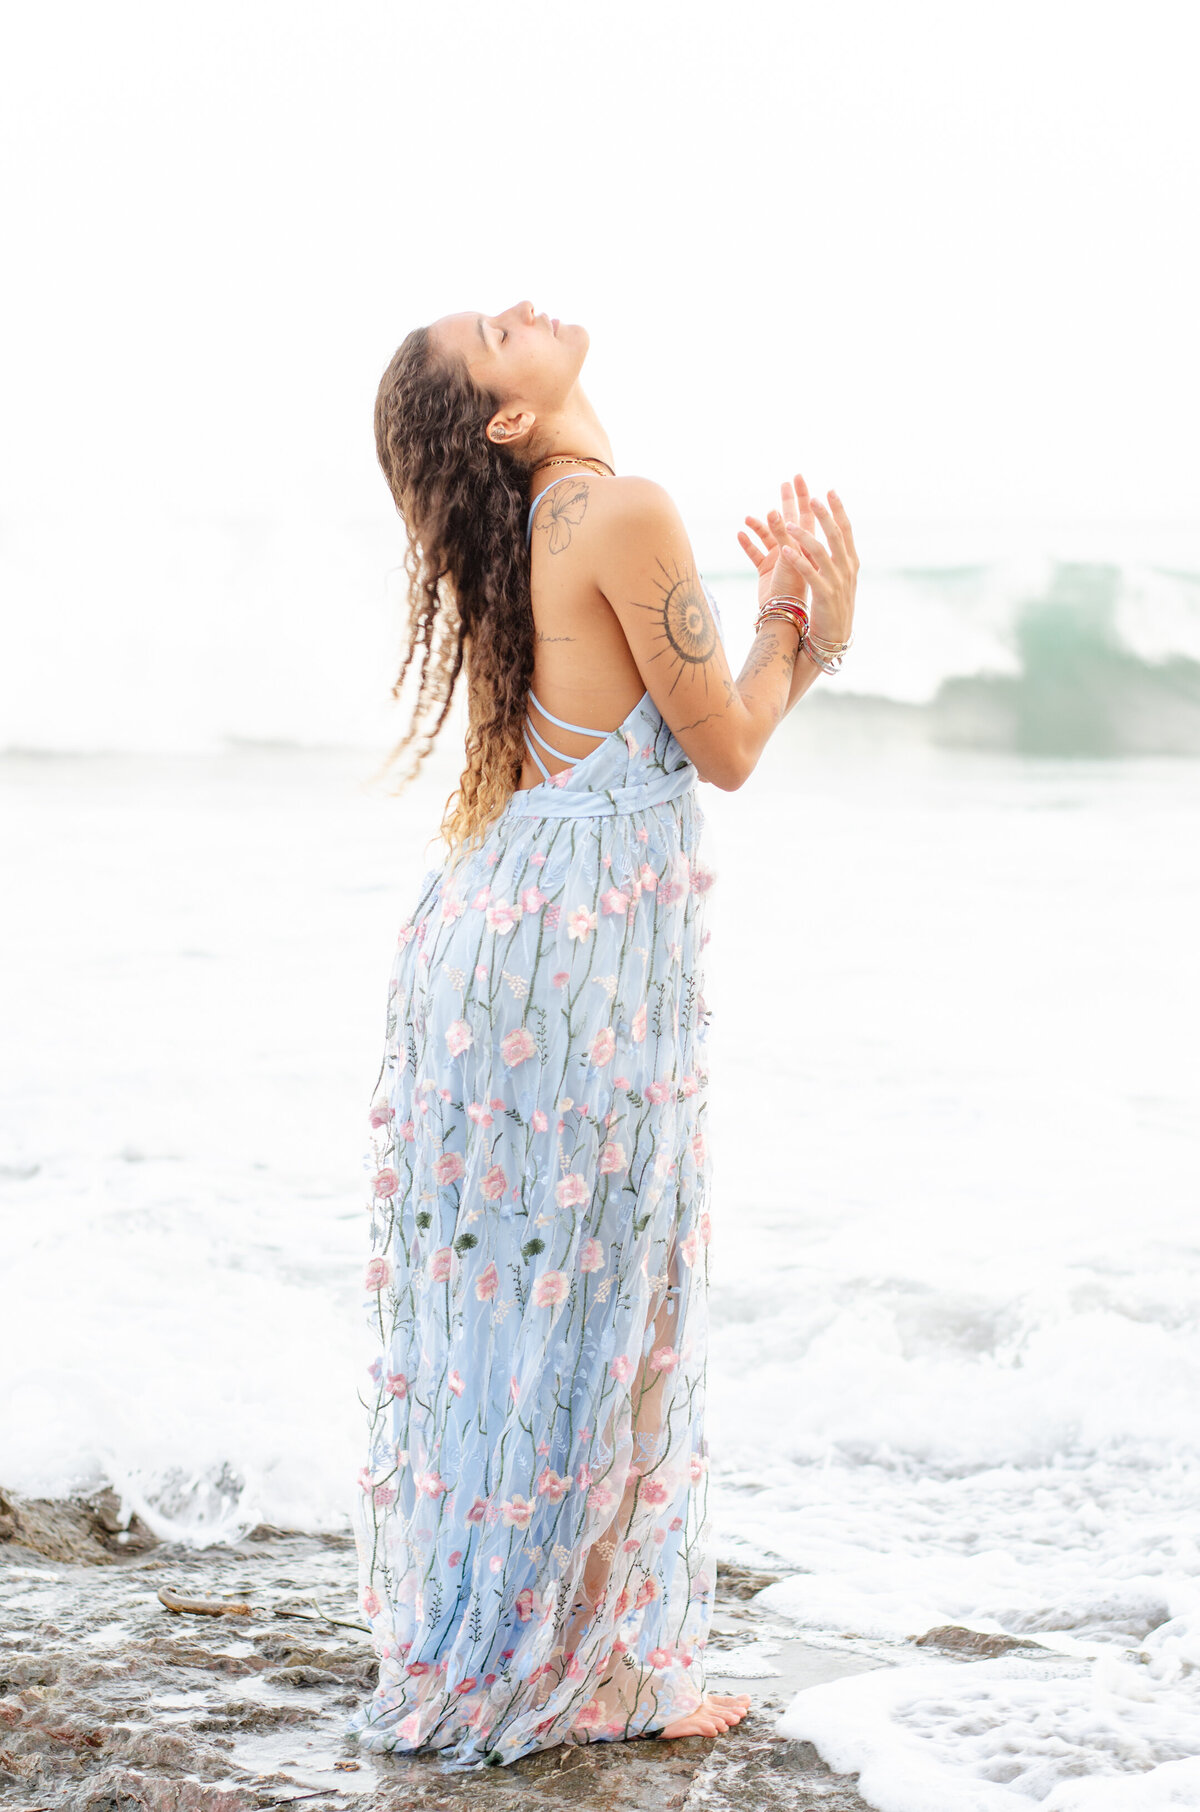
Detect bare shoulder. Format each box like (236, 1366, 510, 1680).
(587, 474, 682, 533)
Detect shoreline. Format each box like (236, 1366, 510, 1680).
(1, 1487, 887, 1810)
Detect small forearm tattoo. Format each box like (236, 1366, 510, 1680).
(534, 479, 590, 555)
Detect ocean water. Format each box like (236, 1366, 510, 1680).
(2, 542, 1199, 1805)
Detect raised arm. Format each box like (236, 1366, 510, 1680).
(585, 476, 855, 790)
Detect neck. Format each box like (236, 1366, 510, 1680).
(529, 386, 614, 494)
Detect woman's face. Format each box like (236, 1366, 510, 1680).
(431, 300, 588, 411)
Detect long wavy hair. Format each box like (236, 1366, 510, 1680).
(372, 325, 536, 865)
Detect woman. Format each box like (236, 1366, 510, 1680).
(349, 300, 858, 1771)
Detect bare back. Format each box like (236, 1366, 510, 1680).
(515, 475, 646, 790)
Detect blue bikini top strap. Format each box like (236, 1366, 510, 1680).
(526, 473, 584, 548)
(527, 686, 608, 738)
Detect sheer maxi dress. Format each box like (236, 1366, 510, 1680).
(349, 477, 723, 1770)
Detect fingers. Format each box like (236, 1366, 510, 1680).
(737, 529, 766, 571)
(809, 496, 849, 568)
(780, 478, 798, 527)
(744, 513, 776, 550)
(772, 511, 830, 575)
(827, 488, 859, 568)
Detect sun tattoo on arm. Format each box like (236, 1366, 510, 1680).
(626, 558, 720, 696)
(534, 479, 590, 555)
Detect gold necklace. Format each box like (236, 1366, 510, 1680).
(531, 453, 615, 479)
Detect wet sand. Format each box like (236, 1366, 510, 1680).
(0, 1493, 885, 1810)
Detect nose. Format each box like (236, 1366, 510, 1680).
(502, 299, 536, 324)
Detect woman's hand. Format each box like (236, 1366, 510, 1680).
(740, 474, 859, 649)
(738, 474, 817, 612)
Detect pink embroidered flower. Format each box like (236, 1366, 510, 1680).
(699, 1211, 712, 1246)
(636, 827, 649, 843)
(680, 1074, 699, 1099)
(362, 1586, 380, 1615)
(471, 887, 491, 910)
(566, 906, 597, 940)
(550, 766, 573, 788)
(481, 1162, 507, 1201)
(447, 1369, 465, 1396)
(400, 1119, 415, 1141)
(500, 1026, 536, 1067)
(647, 1646, 673, 1668)
(631, 1003, 647, 1043)
(373, 1483, 395, 1506)
(600, 887, 631, 916)
(453, 1675, 477, 1694)
(577, 1460, 594, 1490)
(635, 1577, 659, 1608)
(369, 1103, 395, 1129)
(448, 1549, 462, 1567)
(475, 1260, 499, 1301)
(440, 892, 466, 921)
(587, 1482, 617, 1512)
(485, 899, 520, 933)
(551, 969, 570, 988)
(598, 1140, 627, 1174)
(430, 1246, 454, 1282)
(531, 1107, 549, 1132)
(574, 1697, 605, 1730)
(521, 886, 547, 913)
(530, 851, 546, 867)
(689, 1453, 707, 1483)
(467, 1101, 494, 1128)
(645, 1080, 671, 1103)
(589, 1026, 616, 1066)
(446, 1019, 473, 1056)
(499, 1495, 534, 1528)
(364, 1258, 391, 1292)
(670, 1515, 684, 1530)
(609, 1355, 634, 1383)
(537, 1468, 572, 1502)
(397, 921, 416, 945)
(385, 1371, 407, 1399)
(466, 1495, 489, 1523)
(691, 864, 716, 894)
(489, 1554, 504, 1572)
(640, 1477, 670, 1506)
(639, 863, 658, 888)
(532, 1269, 569, 1307)
(579, 1237, 604, 1272)
(649, 1345, 678, 1373)
(680, 1229, 702, 1267)
(555, 1172, 590, 1209)
(475, 963, 488, 980)
(613, 1075, 630, 1091)
(510, 1374, 520, 1403)
(372, 1168, 399, 1198)
(414, 1469, 448, 1497)
(622, 1537, 639, 1552)
(433, 1150, 464, 1186)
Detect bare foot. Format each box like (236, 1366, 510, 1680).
(657, 1690, 752, 1740)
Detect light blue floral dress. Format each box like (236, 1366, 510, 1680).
(349, 568, 725, 1771)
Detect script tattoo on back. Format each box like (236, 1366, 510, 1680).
(533, 479, 590, 555)
(628, 559, 720, 695)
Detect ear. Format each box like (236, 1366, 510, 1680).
(486, 407, 537, 451)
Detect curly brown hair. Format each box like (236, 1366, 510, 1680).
(372, 324, 536, 866)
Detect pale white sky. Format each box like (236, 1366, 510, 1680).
(3, 0, 1196, 541)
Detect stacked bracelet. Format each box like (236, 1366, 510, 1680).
(801, 630, 854, 674)
(755, 594, 809, 639)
